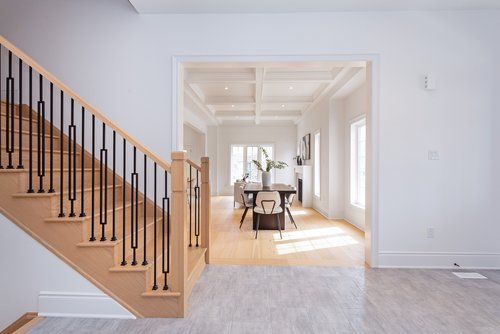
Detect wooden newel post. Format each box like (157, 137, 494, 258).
(200, 157, 211, 263)
(170, 151, 188, 316)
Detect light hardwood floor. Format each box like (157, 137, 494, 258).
(210, 196, 365, 266)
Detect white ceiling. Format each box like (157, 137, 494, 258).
(129, 0, 500, 14)
(183, 61, 366, 125)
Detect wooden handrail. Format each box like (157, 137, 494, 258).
(186, 159, 201, 171)
(0, 35, 171, 172)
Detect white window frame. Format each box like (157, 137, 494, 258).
(314, 130, 321, 198)
(229, 144, 275, 185)
(350, 117, 366, 209)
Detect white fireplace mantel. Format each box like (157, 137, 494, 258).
(294, 165, 312, 207)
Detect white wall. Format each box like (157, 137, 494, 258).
(183, 123, 205, 162)
(215, 124, 296, 195)
(297, 99, 331, 216)
(343, 84, 368, 230)
(330, 99, 346, 219)
(1, 1, 499, 267)
(0, 214, 133, 329)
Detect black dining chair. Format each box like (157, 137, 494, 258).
(239, 191, 254, 228)
(285, 193, 298, 229)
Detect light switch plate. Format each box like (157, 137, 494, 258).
(428, 150, 439, 160)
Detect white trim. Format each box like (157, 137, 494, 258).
(38, 291, 135, 319)
(171, 53, 380, 268)
(343, 217, 365, 232)
(313, 206, 331, 220)
(378, 251, 500, 269)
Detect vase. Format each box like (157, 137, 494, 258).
(261, 171, 272, 187)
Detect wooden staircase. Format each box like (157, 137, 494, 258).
(0, 36, 211, 318)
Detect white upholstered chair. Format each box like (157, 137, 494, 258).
(233, 181, 246, 207)
(253, 191, 283, 239)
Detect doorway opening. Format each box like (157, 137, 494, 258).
(173, 56, 378, 267)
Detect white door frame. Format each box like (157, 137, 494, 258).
(171, 54, 380, 267)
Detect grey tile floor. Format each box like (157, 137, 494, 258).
(30, 265, 500, 333)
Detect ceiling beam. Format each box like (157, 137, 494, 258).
(296, 66, 363, 124)
(255, 68, 264, 125)
(205, 96, 255, 105)
(184, 84, 220, 125)
(185, 70, 255, 84)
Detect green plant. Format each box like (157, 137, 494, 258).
(252, 147, 288, 172)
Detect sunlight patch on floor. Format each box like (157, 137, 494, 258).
(272, 226, 344, 241)
(275, 235, 358, 255)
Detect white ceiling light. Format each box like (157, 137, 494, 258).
(231, 104, 235, 107)
(281, 104, 285, 108)
(289, 86, 294, 90)
(224, 86, 229, 90)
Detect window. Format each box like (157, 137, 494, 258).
(314, 131, 320, 198)
(350, 118, 366, 208)
(230, 145, 273, 184)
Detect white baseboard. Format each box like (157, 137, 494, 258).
(313, 206, 332, 219)
(342, 217, 365, 232)
(38, 291, 135, 319)
(378, 251, 500, 269)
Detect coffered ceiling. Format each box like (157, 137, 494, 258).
(183, 61, 366, 125)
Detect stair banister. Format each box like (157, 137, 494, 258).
(0, 35, 171, 173)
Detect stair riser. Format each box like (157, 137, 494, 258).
(0, 128, 61, 150)
(146, 248, 171, 290)
(79, 204, 156, 243)
(109, 219, 157, 265)
(0, 151, 82, 169)
(48, 186, 130, 217)
(0, 115, 43, 133)
(15, 169, 111, 192)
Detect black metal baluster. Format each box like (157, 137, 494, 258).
(35, 74, 44, 189)
(89, 115, 96, 241)
(121, 139, 127, 266)
(189, 165, 192, 247)
(48, 83, 54, 192)
(68, 99, 76, 214)
(100, 124, 108, 241)
(6, 51, 14, 169)
(142, 155, 148, 266)
(37, 74, 45, 191)
(152, 162, 158, 290)
(27, 67, 34, 192)
(131, 146, 138, 266)
(17, 58, 23, 169)
(111, 130, 116, 241)
(162, 171, 170, 290)
(195, 170, 200, 247)
(57, 91, 64, 213)
(79, 107, 85, 216)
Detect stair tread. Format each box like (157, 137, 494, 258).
(0, 168, 93, 174)
(141, 291, 181, 298)
(1, 127, 59, 138)
(0, 146, 79, 154)
(44, 200, 145, 222)
(77, 216, 160, 248)
(12, 184, 121, 198)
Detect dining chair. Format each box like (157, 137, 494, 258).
(253, 191, 283, 239)
(285, 193, 298, 229)
(239, 189, 254, 228)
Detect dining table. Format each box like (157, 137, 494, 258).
(243, 183, 297, 230)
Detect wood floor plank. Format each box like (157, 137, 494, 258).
(209, 196, 366, 267)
